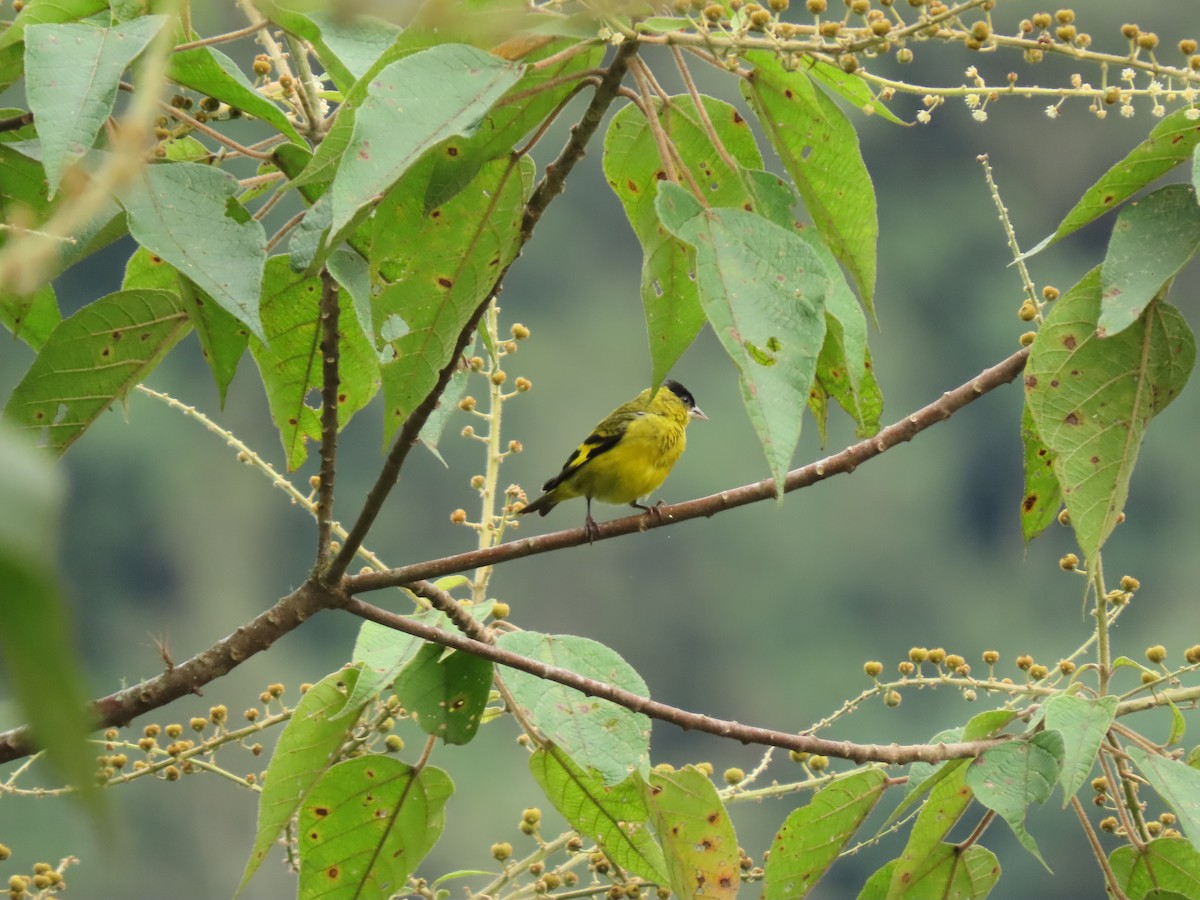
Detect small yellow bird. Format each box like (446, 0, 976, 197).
(519, 380, 707, 540)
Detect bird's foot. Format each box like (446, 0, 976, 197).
(631, 500, 667, 531)
(584, 514, 600, 544)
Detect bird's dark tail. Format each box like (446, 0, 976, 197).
(519, 493, 557, 517)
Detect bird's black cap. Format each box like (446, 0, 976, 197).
(663, 380, 698, 409)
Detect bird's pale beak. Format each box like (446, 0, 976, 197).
(690, 406, 709, 421)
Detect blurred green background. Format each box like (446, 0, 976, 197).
(2, 2, 1199, 897)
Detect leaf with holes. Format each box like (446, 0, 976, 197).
(965, 731, 1063, 866)
(393, 642, 492, 745)
(530, 745, 667, 883)
(603, 94, 764, 384)
(238, 666, 372, 895)
(373, 155, 531, 445)
(764, 768, 886, 899)
(498, 631, 651, 784)
(3, 289, 190, 453)
(647, 766, 740, 900)
(329, 43, 522, 239)
(0, 283, 59, 350)
(1024, 267, 1194, 560)
(119, 162, 267, 340)
(1019, 404, 1061, 543)
(657, 182, 827, 492)
(861, 844, 1000, 900)
(298, 757, 453, 900)
(741, 52, 877, 316)
(1100, 185, 1200, 337)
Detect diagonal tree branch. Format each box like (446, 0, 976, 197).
(343, 596, 1001, 765)
(346, 346, 1032, 593)
(322, 40, 641, 585)
(314, 269, 340, 571)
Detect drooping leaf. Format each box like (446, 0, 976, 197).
(802, 57, 905, 126)
(392, 642, 493, 745)
(238, 666, 370, 894)
(529, 745, 668, 883)
(328, 43, 523, 238)
(298, 757, 453, 900)
(24, 17, 167, 193)
(647, 766, 740, 900)
(657, 183, 827, 491)
(248, 256, 380, 470)
(119, 162, 267, 340)
(0, 0, 110, 92)
(887, 759, 974, 896)
(1041, 107, 1200, 249)
(861, 845, 999, 900)
(742, 52, 877, 316)
(373, 155, 531, 445)
(1099, 185, 1200, 336)
(1043, 693, 1118, 804)
(1024, 268, 1195, 559)
(965, 731, 1063, 866)
(1128, 747, 1200, 853)
(0, 425, 98, 811)
(603, 93, 764, 384)
(764, 768, 887, 899)
(498, 631, 651, 784)
(3, 289, 190, 453)
(1019, 404, 1062, 542)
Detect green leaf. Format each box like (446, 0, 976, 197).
(260, 5, 401, 94)
(602, 93, 763, 384)
(0, 282, 60, 349)
(888, 759, 974, 896)
(119, 163, 267, 340)
(1043, 693, 1118, 804)
(1044, 107, 1200, 248)
(329, 43, 522, 238)
(1024, 269, 1195, 559)
(178, 278, 248, 407)
(647, 766, 740, 900)
(965, 731, 1063, 867)
(1128, 747, 1200, 854)
(392, 642, 493, 745)
(3, 289, 190, 453)
(657, 183, 827, 491)
(373, 155, 531, 445)
(1167, 698, 1188, 748)
(426, 37, 604, 211)
(1110, 838, 1200, 900)
(238, 666, 370, 894)
(1019, 404, 1061, 542)
(0, 425, 97, 810)
(167, 44, 303, 145)
(326, 247, 374, 349)
(742, 52, 877, 315)
(864, 845, 1000, 900)
(764, 769, 887, 899)
(498, 631, 652, 784)
(298, 758, 453, 900)
(248, 256, 380, 470)
(0, 0, 109, 92)
(24, 17, 166, 193)
(529, 745, 668, 883)
(1100, 185, 1200, 336)
(802, 57, 905, 127)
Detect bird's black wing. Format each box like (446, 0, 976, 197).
(541, 428, 623, 492)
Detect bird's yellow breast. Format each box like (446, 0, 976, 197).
(555, 410, 686, 505)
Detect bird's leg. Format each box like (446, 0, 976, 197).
(630, 499, 667, 526)
(584, 497, 599, 544)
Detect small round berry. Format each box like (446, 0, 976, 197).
(252, 57, 271, 76)
(1184, 645, 1200, 665)
(839, 53, 858, 73)
(491, 370, 508, 386)
(1059, 659, 1076, 675)
(909, 647, 929, 664)
(511, 323, 530, 340)
(450, 508, 468, 524)
(789, 749, 809, 762)
(723, 767, 745, 784)
(1059, 553, 1079, 571)
(945, 654, 964, 669)
(515, 377, 532, 392)
(1120, 575, 1140, 592)
(458, 396, 477, 411)
(1029, 664, 1049, 680)
(808, 755, 828, 771)
(897, 47, 913, 63)
(1015, 654, 1034, 671)
(1099, 816, 1118, 833)
(1018, 299, 1038, 321)
(1141, 671, 1160, 685)
(268, 683, 285, 698)
(982, 650, 1000, 665)
(884, 689, 902, 707)
(1032, 12, 1052, 28)
(1054, 9, 1074, 24)
(528, 861, 544, 876)
(190, 717, 207, 732)
(0, 845, 8, 861)
(863, 660, 883, 677)
(807, 0, 827, 10)
(1146, 645, 1167, 664)
(971, 21, 990, 41)
(694, 761, 714, 776)
(244, 708, 259, 722)
(1092, 776, 1109, 792)
(492, 842, 513, 861)
(523, 807, 542, 825)
(898, 661, 915, 676)
(165, 723, 183, 738)
(1136, 32, 1159, 50)
(962, 689, 977, 702)
(928, 648, 946, 665)
(1057, 508, 1071, 526)
(1019, 331, 1037, 347)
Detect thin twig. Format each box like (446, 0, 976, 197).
(346, 346, 1031, 593)
(173, 21, 268, 52)
(1072, 795, 1132, 900)
(343, 597, 1004, 766)
(672, 46, 739, 173)
(315, 270, 340, 571)
(408, 581, 492, 644)
(265, 208, 306, 251)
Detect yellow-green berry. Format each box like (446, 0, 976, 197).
(723, 767, 745, 785)
(864, 660, 883, 677)
(492, 842, 513, 861)
(1146, 645, 1167, 664)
